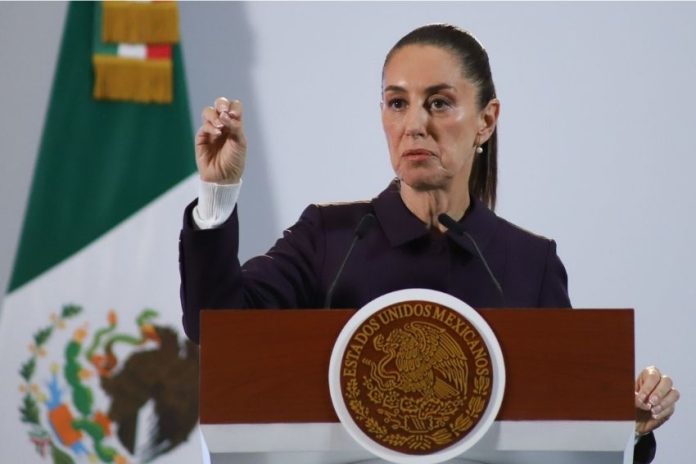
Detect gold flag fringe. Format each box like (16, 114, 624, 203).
(93, 55, 172, 104)
(102, 1, 179, 44)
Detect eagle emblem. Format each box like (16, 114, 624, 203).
(17, 304, 199, 463)
(340, 301, 494, 454)
(372, 321, 468, 404)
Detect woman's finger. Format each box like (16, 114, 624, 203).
(635, 366, 662, 404)
(651, 387, 680, 418)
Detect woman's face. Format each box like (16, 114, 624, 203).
(381, 44, 497, 193)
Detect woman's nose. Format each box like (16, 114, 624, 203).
(404, 106, 428, 138)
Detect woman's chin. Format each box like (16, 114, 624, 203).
(398, 172, 450, 192)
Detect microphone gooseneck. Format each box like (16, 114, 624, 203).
(438, 213, 505, 305)
(324, 213, 376, 309)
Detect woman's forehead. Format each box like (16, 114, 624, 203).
(382, 45, 472, 93)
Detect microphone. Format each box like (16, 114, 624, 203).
(324, 213, 376, 309)
(438, 213, 505, 306)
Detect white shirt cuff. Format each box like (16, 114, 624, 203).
(192, 179, 242, 230)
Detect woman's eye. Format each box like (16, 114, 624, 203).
(388, 98, 406, 111)
(428, 98, 450, 111)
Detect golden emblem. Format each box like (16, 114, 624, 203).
(340, 301, 493, 454)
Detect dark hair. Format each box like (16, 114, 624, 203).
(384, 24, 498, 210)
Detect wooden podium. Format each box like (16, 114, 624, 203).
(199, 309, 636, 464)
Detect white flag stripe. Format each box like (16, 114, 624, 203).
(118, 43, 147, 60)
(0, 175, 203, 463)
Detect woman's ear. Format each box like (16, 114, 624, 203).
(478, 98, 501, 144)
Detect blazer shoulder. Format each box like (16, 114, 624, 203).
(492, 215, 559, 261)
(491, 215, 570, 307)
(497, 215, 555, 243)
(311, 200, 374, 231)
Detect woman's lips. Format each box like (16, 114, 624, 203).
(402, 149, 434, 161)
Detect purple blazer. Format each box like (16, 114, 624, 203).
(178, 180, 655, 463)
(180, 180, 571, 343)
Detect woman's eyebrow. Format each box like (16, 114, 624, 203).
(383, 83, 456, 94)
(383, 85, 407, 93)
(425, 84, 456, 93)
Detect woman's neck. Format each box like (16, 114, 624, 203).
(399, 181, 470, 232)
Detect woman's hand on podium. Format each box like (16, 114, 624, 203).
(634, 365, 679, 436)
(196, 97, 247, 184)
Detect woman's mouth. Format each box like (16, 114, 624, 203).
(402, 149, 434, 161)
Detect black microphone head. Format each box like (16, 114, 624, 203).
(437, 213, 462, 234)
(355, 213, 376, 239)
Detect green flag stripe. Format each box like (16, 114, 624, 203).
(9, 2, 195, 292)
(92, 2, 117, 56)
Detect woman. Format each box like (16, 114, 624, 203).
(179, 24, 677, 463)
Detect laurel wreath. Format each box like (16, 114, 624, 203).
(450, 375, 490, 435)
(19, 304, 82, 463)
(345, 373, 491, 451)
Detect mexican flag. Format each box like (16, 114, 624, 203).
(0, 2, 203, 463)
